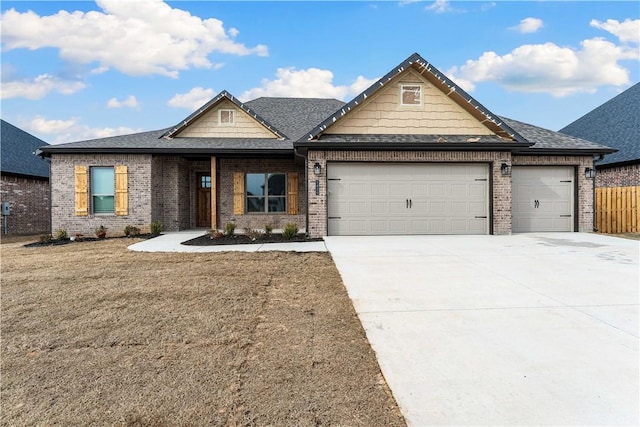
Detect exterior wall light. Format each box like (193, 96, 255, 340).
(500, 163, 511, 176)
(313, 162, 322, 176)
(585, 167, 596, 179)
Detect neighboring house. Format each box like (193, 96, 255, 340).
(560, 83, 639, 188)
(39, 53, 613, 238)
(1, 119, 51, 235)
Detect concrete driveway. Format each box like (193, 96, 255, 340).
(324, 233, 639, 426)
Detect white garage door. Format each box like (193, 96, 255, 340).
(512, 166, 574, 232)
(327, 163, 489, 235)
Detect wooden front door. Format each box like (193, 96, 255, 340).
(196, 173, 212, 227)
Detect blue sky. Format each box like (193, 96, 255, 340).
(1, 0, 638, 144)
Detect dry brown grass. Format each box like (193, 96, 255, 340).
(1, 239, 405, 426)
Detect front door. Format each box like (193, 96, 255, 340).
(196, 173, 212, 228)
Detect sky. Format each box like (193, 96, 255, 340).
(1, 0, 638, 144)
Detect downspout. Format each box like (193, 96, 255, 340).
(294, 148, 309, 237)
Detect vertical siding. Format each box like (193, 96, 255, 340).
(176, 100, 277, 138)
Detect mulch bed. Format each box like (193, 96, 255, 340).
(182, 233, 322, 246)
(24, 234, 156, 248)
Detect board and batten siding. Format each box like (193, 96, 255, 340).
(324, 69, 494, 136)
(176, 99, 277, 138)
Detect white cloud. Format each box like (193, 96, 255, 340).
(23, 116, 142, 144)
(590, 18, 640, 44)
(1, 74, 86, 100)
(240, 68, 378, 102)
(107, 95, 139, 109)
(510, 17, 544, 34)
(426, 0, 452, 13)
(399, 0, 421, 6)
(167, 87, 216, 110)
(447, 36, 635, 96)
(1, 0, 268, 78)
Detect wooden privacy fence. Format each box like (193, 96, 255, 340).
(595, 186, 640, 234)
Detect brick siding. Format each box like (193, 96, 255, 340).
(307, 150, 595, 237)
(596, 164, 640, 188)
(50, 154, 154, 236)
(218, 158, 306, 232)
(0, 175, 50, 235)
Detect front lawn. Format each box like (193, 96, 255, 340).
(1, 239, 405, 426)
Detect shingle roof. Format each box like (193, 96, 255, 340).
(246, 97, 345, 142)
(1, 119, 50, 178)
(559, 83, 639, 166)
(500, 117, 614, 153)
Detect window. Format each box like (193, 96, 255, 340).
(91, 167, 115, 214)
(246, 173, 286, 213)
(401, 85, 422, 106)
(219, 109, 235, 125)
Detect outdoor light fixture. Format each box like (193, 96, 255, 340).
(585, 167, 596, 179)
(500, 163, 511, 176)
(313, 162, 322, 176)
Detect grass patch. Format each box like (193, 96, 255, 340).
(1, 239, 405, 426)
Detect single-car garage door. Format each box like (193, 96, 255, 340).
(512, 166, 575, 232)
(327, 162, 489, 235)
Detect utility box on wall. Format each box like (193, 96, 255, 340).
(2, 202, 10, 216)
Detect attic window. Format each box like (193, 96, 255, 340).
(219, 109, 235, 125)
(401, 85, 422, 106)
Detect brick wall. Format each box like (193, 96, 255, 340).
(306, 150, 595, 237)
(596, 164, 640, 188)
(218, 158, 306, 231)
(50, 154, 153, 236)
(0, 175, 50, 235)
(307, 150, 513, 237)
(512, 155, 595, 232)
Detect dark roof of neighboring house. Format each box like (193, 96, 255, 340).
(559, 83, 639, 166)
(1, 119, 50, 178)
(500, 117, 613, 154)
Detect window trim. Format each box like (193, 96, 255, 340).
(90, 166, 115, 215)
(400, 84, 423, 107)
(245, 172, 287, 214)
(218, 109, 235, 126)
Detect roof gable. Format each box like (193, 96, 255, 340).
(1, 119, 50, 178)
(304, 53, 526, 143)
(560, 83, 639, 166)
(162, 91, 286, 139)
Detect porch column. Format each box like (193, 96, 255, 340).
(211, 156, 217, 229)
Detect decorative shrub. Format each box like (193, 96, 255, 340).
(264, 223, 273, 237)
(224, 222, 236, 236)
(245, 228, 261, 241)
(54, 229, 69, 240)
(125, 225, 141, 237)
(95, 225, 107, 239)
(207, 229, 224, 239)
(282, 223, 299, 240)
(150, 220, 163, 236)
(39, 234, 53, 244)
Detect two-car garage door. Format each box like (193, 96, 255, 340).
(327, 163, 489, 235)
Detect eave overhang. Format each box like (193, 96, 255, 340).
(38, 147, 294, 157)
(295, 141, 533, 154)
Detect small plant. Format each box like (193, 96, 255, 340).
(207, 229, 224, 240)
(124, 225, 140, 237)
(282, 223, 299, 240)
(74, 232, 84, 242)
(246, 228, 261, 241)
(150, 220, 163, 236)
(95, 225, 107, 239)
(264, 223, 273, 237)
(54, 229, 69, 240)
(224, 222, 236, 236)
(39, 234, 53, 244)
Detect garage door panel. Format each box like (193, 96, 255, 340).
(328, 163, 489, 235)
(512, 166, 574, 232)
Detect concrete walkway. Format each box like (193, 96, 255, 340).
(324, 233, 639, 426)
(127, 230, 327, 252)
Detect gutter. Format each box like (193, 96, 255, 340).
(38, 147, 294, 157)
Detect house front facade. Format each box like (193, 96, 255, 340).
(41, 53, 613, 238)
